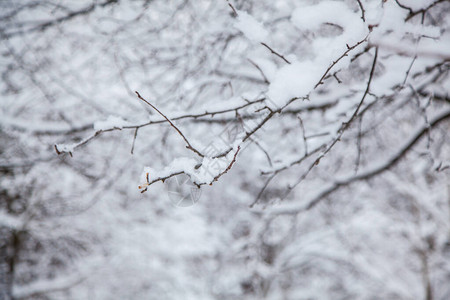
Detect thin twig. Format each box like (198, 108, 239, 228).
(297, 115, 308, 156)
(250, 138, 273, 167)
(135, 91, 204, 157)
(139, 146, 241, 192)
(272, 108, 450, 215)
(248, 59, 270, 84)
(210, 146, 241, 184)
(249, 173, 276, 208)
(250, 144, 324, 207)
(343, 47, 378, 129)
(404, 0, 448, 21)
(260, 42, 291, 64)
(226, 0, 238, 16)
(53, 97, 267, 155)
(130, 127, 139, 154)
(139, 171, 184, 193)
(226, 2, 291, 66)
(315, 35, 369, 88)
(403, 56, 417, 86)
(356, 0, 366, 22)
(242, 111, 276, 142)
(261, 143, 324, 176)
(281, 47, 378, 198)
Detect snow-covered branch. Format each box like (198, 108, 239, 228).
(271, 108, 450, 215)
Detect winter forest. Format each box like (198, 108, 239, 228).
(1, 0, 450, 299)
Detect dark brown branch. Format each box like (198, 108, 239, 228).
(297, 115, 308, 156)
(210, 146, 240, 184)
(139, 147, 241, 192)
(136, 91, 204, 157)
(253, 139, 273, 167)
(139, 171, 184, 193)
(278, 47, 378, 196)
(250, 144, 324, 207)
(53, 97, 266, 154)
(342, 47, 378, 129)
(261, 143, 324, 176)
(260, 43, 291, 64)
(356, 0, 366, 22)
(226, 2, 291, 66)
(55, 130, 102, 156)
(190, 99, 338, 124)
(249, 173, 276, 208)
(404, 0, 449, 21)
(273, 108, 450, 215)
(402, 56, 417, 86)
(248, 59, 270, 84)
(315, 35, 369, 88)
(54, 39, 372, 158)
(243, 111, 276, 142)
(395, 0, 414, 14)
(226, 0, 238, 17)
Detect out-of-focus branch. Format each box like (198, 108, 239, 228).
(2, 0, 119, 39)
(226, 1, 291, 65)
(271, 107, 450, 215)
(273, 47, 378, 199)
(53, 27, 373, 157)
(402, 0, 449, 21)
(13, 275, 85, 300)
(260, 43, 291, 64)
(370, 39, 450, 60)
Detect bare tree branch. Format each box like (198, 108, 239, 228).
(135, 91, 204, 157)
(260, 43, 291, 64)
(271, 108, 450, 215)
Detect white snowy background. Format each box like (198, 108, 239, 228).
(1, 0, 449, 299)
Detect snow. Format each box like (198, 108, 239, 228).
(266, 60, 324, 109)
(3, 1, 450, 299)
(141, 157, 198, 183)
(0, 113, 92, 133)
(12, 275, 83, 299)
(291, 1, 367, 52)
(54, 143, 76, 153)
(372, 34, 450, 60)
(93, 115, 130, 131)
(234, 10, 269, 43)
(249, 57, 277, 83)
(141, 145, 240, 188)
(0, 211, 22, 229)
(267, 1, 369, 108)
(370, 1, 443, 59)
(396, 0, 438, 11)
(291, 1, 365, 42)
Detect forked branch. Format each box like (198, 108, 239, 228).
(135, 91, 204, 157)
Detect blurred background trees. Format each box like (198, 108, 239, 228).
(1, 0, 449, 299)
